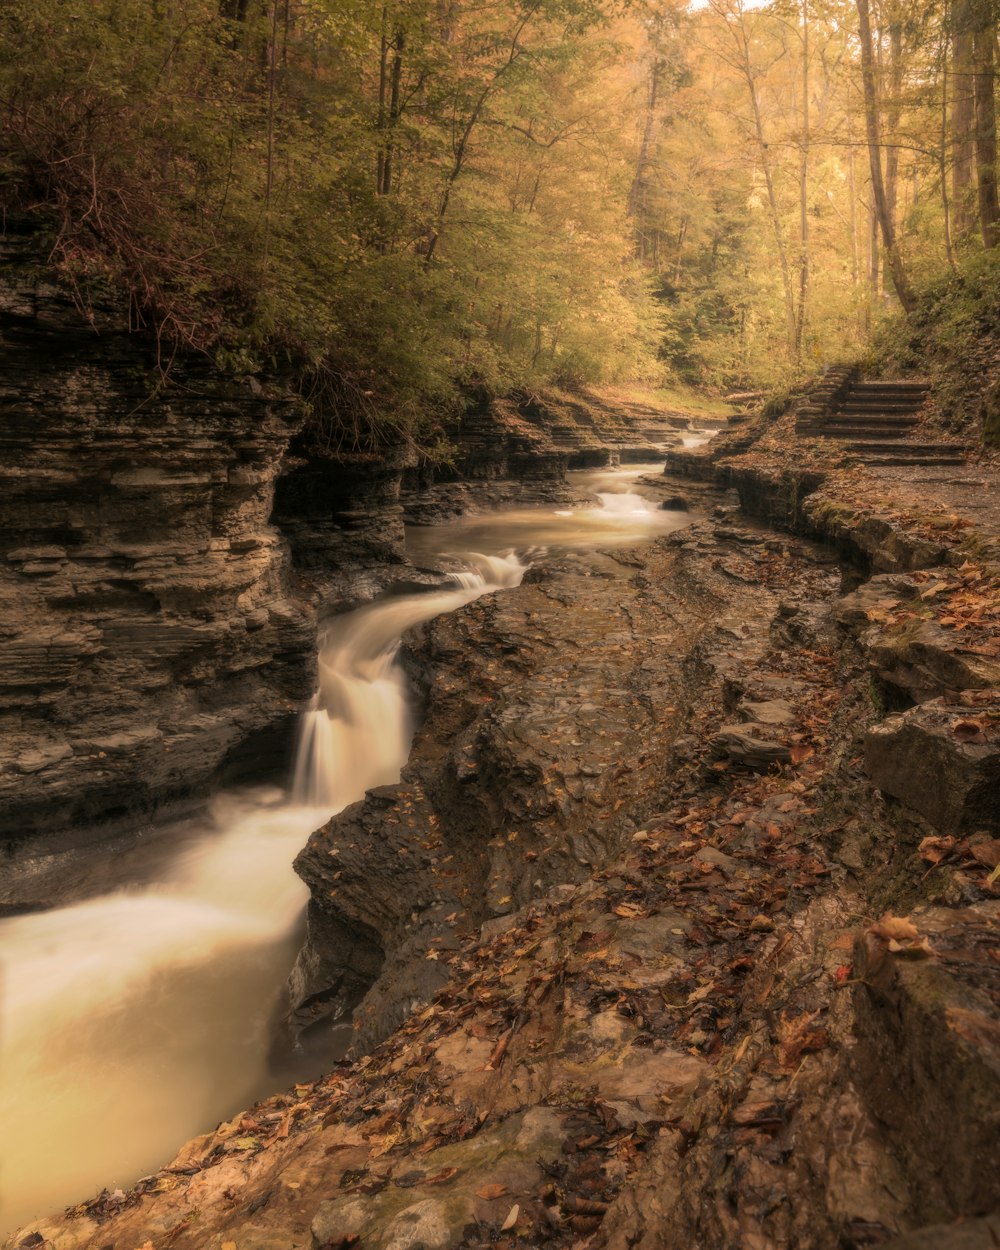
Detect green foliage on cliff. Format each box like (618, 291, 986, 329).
(0, 0, 663, 448)
(873, 249, 1000, 444)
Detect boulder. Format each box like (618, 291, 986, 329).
(865, 619, 1000, 703)
(864, 700, 1000, 831)
(853, 902, 1000, 1222)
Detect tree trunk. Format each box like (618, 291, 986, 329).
(952, 0, 976, 234)
(380, 28, 405, 196)
(795, 0, 810, 361)
(884, 15, 903, 231)
(847, 107, 864, 327)
(940, 22, 958, 266)
(628, 58, 661, 261)
(728, 6, 798, 354)
(972, 0, 1000, 246)
(856, 0, 917, 311)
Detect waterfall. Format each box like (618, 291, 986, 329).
(292, 551, 525, 807)
(595, 489, 658, 515)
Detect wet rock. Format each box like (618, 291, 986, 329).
(864, 700, 1000, 831)
(662, 495, 689, 511)
(310, 1108, 565, 1250)
(738, 698, 795, 725)
(693, 845, 741, 876)
(292, 542, 721, 1052)
(834, 573, 923, 633)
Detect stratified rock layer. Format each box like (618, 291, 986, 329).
(0, 225, 313, 842)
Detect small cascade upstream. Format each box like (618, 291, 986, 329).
(0, 463, 690, 1233)
(595, 488, 658, 515)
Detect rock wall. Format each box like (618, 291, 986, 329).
(0, 223, 316, 844)
(272, 440, 412, 611)
(402, 389, 699, 523)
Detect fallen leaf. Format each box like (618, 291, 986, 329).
(887, 936, 935, 958)
(918, 835, 956, 865)
(476, 1183, 509, 1200)
(869, 914, 918, 942)
(500, 1203, 520, 1231)
(425, 1166, 460, 1185)
(779, 1010, 829, 1066)
(970, 839, 1000, 869)
(614, 902, 647, 919)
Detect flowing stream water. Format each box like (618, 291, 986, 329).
(0, 463, 691, 1232)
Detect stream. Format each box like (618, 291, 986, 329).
(0, 463, 692, 1232)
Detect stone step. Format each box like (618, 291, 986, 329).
(857, 453, 968, 466)
(826, 416, 920, 429)
(850, 381, 929, 394)
(823, 424, 916, 437)
(840, 402, 926, 414)
(843, 440, 965, 454)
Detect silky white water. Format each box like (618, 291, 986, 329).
(0, 465, 685, 1232)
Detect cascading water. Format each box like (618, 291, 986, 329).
(595, 489, 658, 515)
(292, 552, 524, 808)
(0, 462, 692, 1233)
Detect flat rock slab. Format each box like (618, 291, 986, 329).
(710, 722, 792, 769)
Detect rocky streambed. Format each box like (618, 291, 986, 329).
(11, 465, 999, 1250)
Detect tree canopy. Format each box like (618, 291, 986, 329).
(1, 0, 998, 441)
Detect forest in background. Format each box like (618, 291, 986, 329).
(2, 0, 999, 445)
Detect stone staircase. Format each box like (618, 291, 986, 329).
(797, 370, 966, 466)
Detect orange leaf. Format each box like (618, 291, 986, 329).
(869, 914, 918, 942)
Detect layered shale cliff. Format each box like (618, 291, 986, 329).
(0, 242, 317, 844)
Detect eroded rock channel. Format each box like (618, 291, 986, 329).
(6, 460, 999, 1250)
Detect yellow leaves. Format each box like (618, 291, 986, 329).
(613, 902, 647, 919)
(371, 1124, 403, 1157)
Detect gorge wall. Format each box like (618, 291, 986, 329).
(0, 223, 317, 846)
(0, 219, 681, 855)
